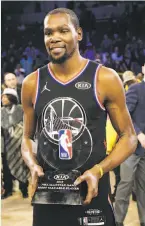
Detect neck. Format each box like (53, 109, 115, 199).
(50, 50, 86, 78)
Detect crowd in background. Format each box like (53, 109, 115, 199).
(1, 2, 145, 84)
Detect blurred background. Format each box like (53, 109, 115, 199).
(1, 1, 145, 83)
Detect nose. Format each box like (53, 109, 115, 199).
(49, 37, 61, 44)
(50, 38, 61, 44)
(49, 31, 62, 43)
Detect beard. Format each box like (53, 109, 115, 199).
(49, 52, 68, 64)
(49, 46, 76, 64)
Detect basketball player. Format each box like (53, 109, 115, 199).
(21, 8, 137, 226)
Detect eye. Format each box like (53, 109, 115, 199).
(45, 32, 51, 36)
(44, 31, 52, 36)
(60, 29, 69, 34)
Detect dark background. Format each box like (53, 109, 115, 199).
(1, 1, 145, 81)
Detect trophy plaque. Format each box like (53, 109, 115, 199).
(32, 98, 93, 205)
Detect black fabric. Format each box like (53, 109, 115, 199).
(33, 61, 115, 225)
(33, 203, 116, 226)
(35, 61, 107, 173)
(2, 153, 13, 193)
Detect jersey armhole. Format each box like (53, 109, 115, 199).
(93, 64, 106, 111)
(33, 68, 40, 109)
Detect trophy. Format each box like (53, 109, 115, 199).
(32, 97, 93, 205)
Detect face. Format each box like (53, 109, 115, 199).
(4, 73, 17, 88)
(44, 13, 82, 64)
(2, 94, 10, 106)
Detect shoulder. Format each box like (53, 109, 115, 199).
(94, 65, 125, 106)
(127, 82, 145, 98)
(127, 82, 142, 93)
(22, 70, 38, 89)
(21, 71, 38, 105)
(22, 70, 39, 99)
(99, 65, 121, 83)
(98, 66, 123, 98)
(22, 64, 47, 88)
(134, 81, 145, 88)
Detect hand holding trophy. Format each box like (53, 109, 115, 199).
(32, 105, 93, 205)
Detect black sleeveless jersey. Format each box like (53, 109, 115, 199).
(34, 60, 107, 174)
(33, 60, 115, 225)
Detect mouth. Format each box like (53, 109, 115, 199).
(50, 47, 65, 54)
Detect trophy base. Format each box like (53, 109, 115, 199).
(31, 170, 82, 205)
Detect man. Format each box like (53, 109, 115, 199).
(114, 64, 145, 226)
(122, 70, 140, 202)
(21, 8, 137, 226)
(2, 73, 21, 103)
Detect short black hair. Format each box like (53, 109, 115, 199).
(6, 94, 18, 105)
(45, 8, 80, 29)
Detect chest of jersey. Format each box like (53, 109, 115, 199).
(35, 61, 105, 122)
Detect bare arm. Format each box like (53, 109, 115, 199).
(75, 66, 137, 204)
(95, 67, 137, 173)
(21, 72, 44, 196)
(21, 72, 38, 169)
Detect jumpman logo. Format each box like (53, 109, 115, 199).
(41, 82, 51, 93)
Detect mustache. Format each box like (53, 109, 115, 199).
(49, 46, 66, 51)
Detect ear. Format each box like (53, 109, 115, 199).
(77, 27, 83, 42)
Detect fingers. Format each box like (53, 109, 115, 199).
(83, 187, 98, 205)
(31, 172, 38, 198)
(83, 187, 94, 205)
(33, 165, 44, 177)
(31, 171, 38, 185)
(30, 165, 44, 198)
(37, 166, 44, 177)
(74, 174, 86, 186)
(74, 171, 92, 185)
(74, 170, 99, 205)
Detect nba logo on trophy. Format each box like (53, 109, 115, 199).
(58, 129, 73, 160)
